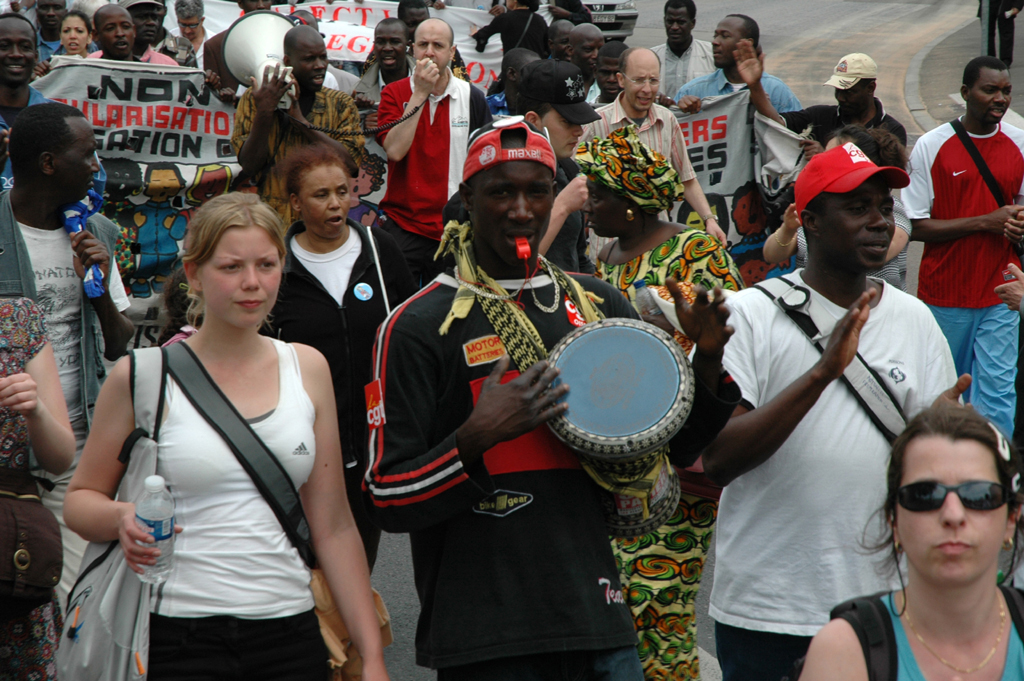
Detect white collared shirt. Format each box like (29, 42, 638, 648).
(581, 93, 696, 182)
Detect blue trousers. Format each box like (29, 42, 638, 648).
(437, 646, 645, 681)
(928, 304, 1019, 436)
(715, 622, 812, 681)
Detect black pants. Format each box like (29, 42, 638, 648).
(716, 621, 813, 681)
(148, 610, 328, 680)
(380, 215, 445, 288)
(987, 0, 1019, 66)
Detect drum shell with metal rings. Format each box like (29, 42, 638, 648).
(546, 318, 694, 461)
(545, 318, 694, 537)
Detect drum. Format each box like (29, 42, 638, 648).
(546, 318, 694, 537)
(546, 318, 694, 461)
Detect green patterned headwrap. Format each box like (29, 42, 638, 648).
(576, 125, 685, 214)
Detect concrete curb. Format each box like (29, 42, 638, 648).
(904, 17, 977, 133)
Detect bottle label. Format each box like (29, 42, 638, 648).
(137, 514, 174, 542)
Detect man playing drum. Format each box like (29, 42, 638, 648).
(363, 117, 740, 678)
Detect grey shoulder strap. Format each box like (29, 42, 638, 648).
(129, 347, 166, 438)
(754, 276, 907, 443)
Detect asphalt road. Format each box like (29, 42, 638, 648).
(372, 1, 978, 678)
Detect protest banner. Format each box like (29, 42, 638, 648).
(674, 90, 803, 285)
(194, 0, 504, 88)
(36, 57, 242, 347)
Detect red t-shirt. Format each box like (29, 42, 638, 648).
(376, 76, 472, 241)
(904, 121, 1024, 308)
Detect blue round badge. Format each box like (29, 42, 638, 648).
(354, 283, 374, 301)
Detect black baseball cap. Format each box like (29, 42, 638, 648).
(519, 60, 601, 126)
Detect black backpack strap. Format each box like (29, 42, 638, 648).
(1000, 585, 1024, 643)
(163, 342, 317, 569)
(830, 593, 897, 681)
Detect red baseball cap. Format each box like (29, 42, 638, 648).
(463, 117, 557, 182)
(794, 142, 910, 217)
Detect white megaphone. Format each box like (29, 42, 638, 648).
(221, 10, 299, 109)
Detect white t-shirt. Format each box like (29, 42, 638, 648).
(291, 233, 362, 306)
(153, 340, 317, 618)
(19, 222, 131, 420)
(710, 272, 957, 637)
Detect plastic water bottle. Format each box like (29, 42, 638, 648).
(135, 475, 175, 584)
(633, 281, 663, 316)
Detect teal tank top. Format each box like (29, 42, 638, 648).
(882, 592, 1024, 680)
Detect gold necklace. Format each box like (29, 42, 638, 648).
(902, 591, 1006, 674)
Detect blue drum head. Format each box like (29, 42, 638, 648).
(552, 326, 680, 437)
(547, 318, 694, 461)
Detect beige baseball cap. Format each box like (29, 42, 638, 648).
(824, 53, 877, 89)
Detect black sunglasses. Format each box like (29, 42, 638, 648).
(897, 481, 1011, 512)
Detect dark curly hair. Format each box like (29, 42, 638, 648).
(828, 124, 907, 171)
(156, 266, 196, 346)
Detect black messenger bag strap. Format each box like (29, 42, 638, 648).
(163, 342, 317, 569)
(950, 118, 1024, 257)
(951, 118, 1007, 209)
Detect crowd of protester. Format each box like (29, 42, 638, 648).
(3, 0, 1024, 680)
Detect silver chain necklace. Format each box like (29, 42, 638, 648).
(454, 257, 561, 314)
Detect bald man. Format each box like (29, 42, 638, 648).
(568, 23, 603, 100)
(583, 47, 727, 242)
(548, 18, 573, 61)
(375, 18, 491, 286)
(231, 25, 363, 225)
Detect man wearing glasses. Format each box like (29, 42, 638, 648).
(582, 46, 726, 242)
(172, 0, 207, 69)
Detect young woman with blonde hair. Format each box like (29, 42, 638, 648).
(65, 193, 389, 681)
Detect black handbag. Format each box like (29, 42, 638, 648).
(0, 467, 62, 619)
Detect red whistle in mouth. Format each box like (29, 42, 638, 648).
(515, 236, 531, 260)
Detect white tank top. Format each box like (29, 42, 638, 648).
(151, 339, 317, 618)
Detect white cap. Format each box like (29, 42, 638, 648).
(824, 53, 878, 89)
(144, 475, 166, 493)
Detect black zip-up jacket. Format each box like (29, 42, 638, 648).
(268, 219, 416, 468)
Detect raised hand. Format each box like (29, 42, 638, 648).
(813, 289, 876, 382)
(251, 63, 294, 115)
(666, 280, 733, 360)
(733, 38, 763, 87)
(412, 57, 440, 97)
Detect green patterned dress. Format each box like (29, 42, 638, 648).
(597, 228, 742, 681)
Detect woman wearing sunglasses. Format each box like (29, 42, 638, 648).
(800, 404, 1024, 680)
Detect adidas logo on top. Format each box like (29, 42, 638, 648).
(293, 443, 310, 456)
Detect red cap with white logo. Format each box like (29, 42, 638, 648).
(463, 116, 558, 182)
(794, 142, 910, 216)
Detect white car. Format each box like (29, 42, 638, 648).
(584, 0, 637, 40)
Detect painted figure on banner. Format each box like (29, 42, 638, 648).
(127, 162, 188, 298)
(349, 150, 386, 229)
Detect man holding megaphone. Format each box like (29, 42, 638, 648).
(376, 18, 491, 286)
(232, 25, 364, 226)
